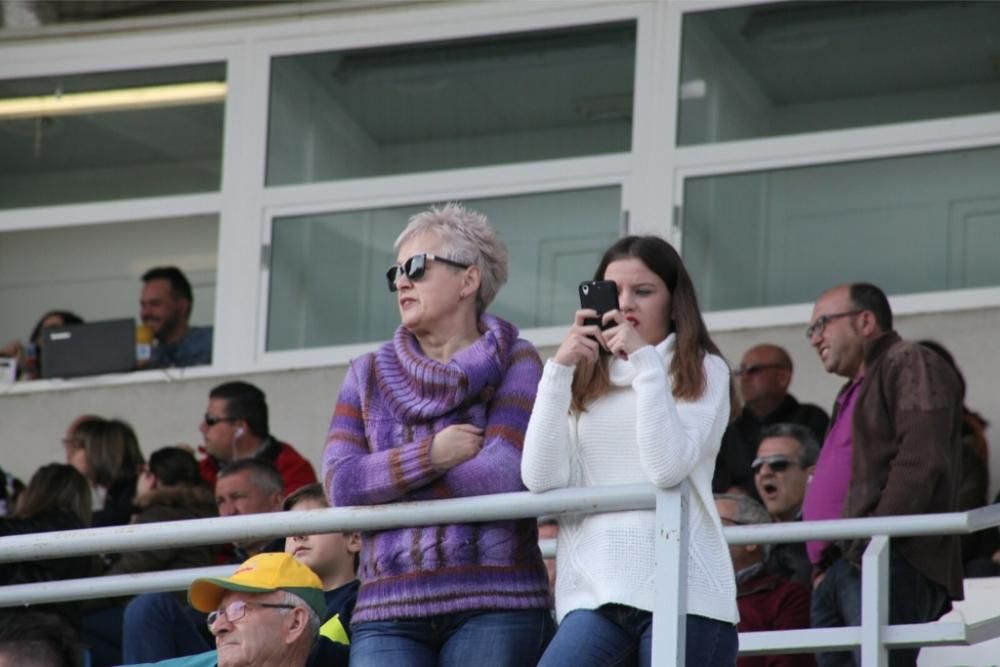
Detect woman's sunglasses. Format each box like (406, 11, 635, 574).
(385, 253, 470, 292)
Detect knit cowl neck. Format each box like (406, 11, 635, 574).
(375, 313, 519, 425)
(608, 333, 675, 387)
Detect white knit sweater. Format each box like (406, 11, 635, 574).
(522, 335, 738, 624)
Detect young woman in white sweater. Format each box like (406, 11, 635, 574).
(522, 235, 738, 666)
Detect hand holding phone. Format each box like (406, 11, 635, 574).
(579, 280, 620, 330)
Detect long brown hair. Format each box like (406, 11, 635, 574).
(72, 417, 145, 489)
(14, 463, 92, 526)
(571, 235, 728, 412)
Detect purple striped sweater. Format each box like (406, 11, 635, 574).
(322, 313, 550, 622)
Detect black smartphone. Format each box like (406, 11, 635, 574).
(579, 280, 620, 330)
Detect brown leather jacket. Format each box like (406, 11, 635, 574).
(844, 331, 964, 600)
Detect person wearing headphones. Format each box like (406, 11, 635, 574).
(198, 381, 317, 495)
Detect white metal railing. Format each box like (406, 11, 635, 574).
(2, 484, 999, 666)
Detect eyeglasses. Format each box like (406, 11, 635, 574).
(61, 437, 83, 450)
(733, 363, 787, 377)
(206, 600, 296, 632)
(805, 310, 862, 339)
(751, 455, 801, 475)
(203, 413, 237, 427)
(385, 253, 470, 292)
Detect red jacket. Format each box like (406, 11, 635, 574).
(737, 571, 816, 667)
(200, 438, 317, 495)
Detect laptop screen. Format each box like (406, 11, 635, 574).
(40, 318, 137, 379)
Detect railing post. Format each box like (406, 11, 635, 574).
(652, 481, 688, 666)
(861, 535, 889, 666)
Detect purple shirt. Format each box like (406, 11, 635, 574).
(802, 376, 863, 565)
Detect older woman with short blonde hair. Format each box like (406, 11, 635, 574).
(323, 202, 552, 666)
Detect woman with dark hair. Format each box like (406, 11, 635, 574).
(522, 235, 738, 666)
(0, 464, 98, 626)
(324, 203, 552, 666)
(0, 309, 84, 380)
(64, 416, 145, 528)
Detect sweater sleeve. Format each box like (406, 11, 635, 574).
(437, 341, 544, 497)
(323, 361, 442, 507)
(520, 359, 576, 492)
(630, 345, 731, 488)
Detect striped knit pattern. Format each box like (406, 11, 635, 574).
(323, 314, 550, 623)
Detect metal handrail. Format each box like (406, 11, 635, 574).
(2, 485, 1000, 666)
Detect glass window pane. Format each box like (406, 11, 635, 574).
(0, 215, 217, 347)
(0, 63, 226, 209)
(267, 187, 621, 350)
(266, 23, 635, 185)
(677, 2, 1000, 145)
(682, 145, 1000, 311)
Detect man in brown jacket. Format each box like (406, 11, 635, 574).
(803, 283, 963, 667)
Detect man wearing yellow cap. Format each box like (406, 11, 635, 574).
(127, 552, 324, 667)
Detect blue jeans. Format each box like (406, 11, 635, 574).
(811, 552, 950, 667)
(121, 592, 213, 664)
(350, 609, 554, 667)
(539, 606, 737, 667)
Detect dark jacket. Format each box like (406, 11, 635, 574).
(0, 510, 101, 627)
(714, 394, 829, 496)
(844, 331, 964, 600)
(736, 571, 815, 667)
(92, 476, 138, 528)
(107, 484, 218, 576)
(307, 580, 360, 667)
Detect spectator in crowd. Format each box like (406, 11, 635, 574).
(283, 483, 361, 667)
(714, 344, 828, 497)
(917, 340, 996, 577)
(0, 465, 24, 517)
(198, 381, 316, 495)
(64, 416, 145, 528)
(140, 266, 212, 368)
(715, 493, 814, 667)
(802, 283, 963, 667)
(324, 203, 552, 666)
(754, 423, 819, 586)
(522, 235, 738, 666)
(108, 446, 218, 576)
(124, 552, 326, 667)
(0, 309, 83, 380)
(0, 609, 85, 667)
(121, 459, 286, 664)
(0, 464, 95, 580)
(0, 464, 98, 629)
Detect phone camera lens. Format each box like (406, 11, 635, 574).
(582, 285, 589, 295)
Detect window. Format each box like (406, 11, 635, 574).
(0, 215, 218, 348)
(677, 1, 1000, 145)
(266, 187, 621, 350)
(682, 145, 1000, 311)
(266, 22, 636, 185)
(0, 62, 226, 209)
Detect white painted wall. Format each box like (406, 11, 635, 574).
(2, 306, 996, 502)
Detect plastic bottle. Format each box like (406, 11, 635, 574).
(135, 324, 153, 367)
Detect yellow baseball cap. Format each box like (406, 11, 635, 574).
(189, 552, 325, 618)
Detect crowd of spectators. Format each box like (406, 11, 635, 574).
(0, 203, 993, 667)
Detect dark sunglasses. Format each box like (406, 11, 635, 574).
(203, 413, 237, 427)
(750, 455, 800, 474)
(385, 253, 470, 292)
